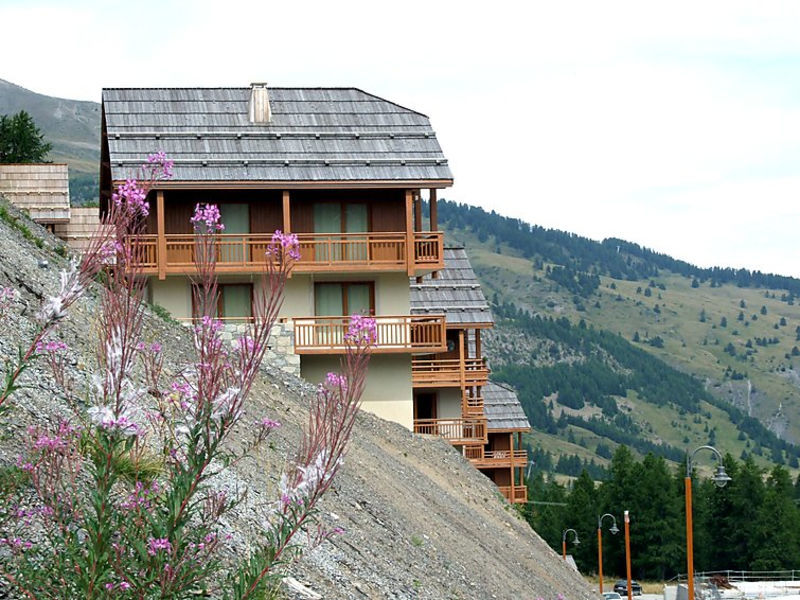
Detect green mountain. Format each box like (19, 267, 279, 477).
(0, 79, 100, 203)
(438, 200, 800, 477)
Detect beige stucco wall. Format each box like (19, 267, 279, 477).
(149, 277, 192, 320)
(301, 354, 413, 429)
(436, 388, 462, 420)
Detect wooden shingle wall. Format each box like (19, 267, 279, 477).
(0, 164, 71, 223)
(54, 207, 102, 252)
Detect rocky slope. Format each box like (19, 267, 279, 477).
(0, 198, 593, 600)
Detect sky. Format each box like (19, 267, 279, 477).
(2, 0, 800, 277)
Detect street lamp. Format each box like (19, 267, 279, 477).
(562, 528, 580, 560)
(597, 513, 619, 594)
(685, 445, 731, 600)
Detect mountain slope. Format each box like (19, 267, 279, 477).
(438, 200, 800, 474)
(0, 78, 100, 202)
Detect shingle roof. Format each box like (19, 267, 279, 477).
(410, 246, 493, 326)
(483, 381, 531, 431)
(102, 87, 452, 184)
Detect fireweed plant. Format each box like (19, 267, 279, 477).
(0, 153, 377, 599)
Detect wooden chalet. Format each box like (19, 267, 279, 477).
(100, 84, 453, 428)
(410, 246, 531, 503)
(479, 382, 531, 504)
(0, 163, 70, 226)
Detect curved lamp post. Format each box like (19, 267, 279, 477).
(562, 528, 580, 560)
(685, 445, 732, 600)
(597, 513, 619, 594)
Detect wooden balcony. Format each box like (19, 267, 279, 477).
(127, 231, 443, 276)
(411, 357, 489, 388)
(293, 315, 446, 354)
(413, 418, 488, 444)
(470, 449, 528, 470)
(497, 485, 528, 504)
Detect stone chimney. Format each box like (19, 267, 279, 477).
(248, 82, 272, 124)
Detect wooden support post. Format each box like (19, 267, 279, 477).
(156, 190, 166, 280)
(282, 190, 291, 233)
(429, 188, 437, 230)
(475, 329, 482, 360)
(414, 192, 422, 232)
(405, 189, 415, 276)
(458, 329, 466, 414)
(430, 188, 439, 279)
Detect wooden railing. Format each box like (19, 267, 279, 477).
(497, 485, 528, 504)
(413, 418, 487, 444)
(127, 231, 443, 274)
(471, 449, 528, 469)
(463, 393, 484, 416)
(411, 357, 489, 387)
(293, 315, 446, 354)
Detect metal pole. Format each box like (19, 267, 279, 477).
(625, 511, 632, 600)
(598, 527, 604, 594)
(685, 476, 695, 600)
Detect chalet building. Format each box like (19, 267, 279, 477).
(410, 246, 531, 503)
(100, 84, 452, 429)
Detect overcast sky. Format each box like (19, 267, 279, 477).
(3, 0, 800, 277)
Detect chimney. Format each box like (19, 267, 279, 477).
(248, 82, 272, 124)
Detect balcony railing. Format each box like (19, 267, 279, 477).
(497, 485, 528, 504)
(471, 449, 528, 469)
(293, 315, 446, 354)
(412, 357, 489, 387)
(127, 231, 443, 275)
(413, 418, 487, 444)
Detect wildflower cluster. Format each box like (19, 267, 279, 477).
(345, 313, 378, 345)
(267, 229, 301, 261)
(0, 153, 371, 599)
(190, 202, 225, 232)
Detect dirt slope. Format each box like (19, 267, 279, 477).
(0, 198, 595, 600)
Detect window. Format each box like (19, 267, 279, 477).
(314, 282, 374, 316)
(219, 283, 252, 322)
(313, 202, 368, 262)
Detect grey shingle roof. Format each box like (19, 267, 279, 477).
(484, 382, 531, 431)
(410, 246, 493, 326)
(102, 87, 452, 184)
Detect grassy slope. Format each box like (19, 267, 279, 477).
(446, 228, 800, 472)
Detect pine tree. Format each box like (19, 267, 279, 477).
(0, 110, 52, 163)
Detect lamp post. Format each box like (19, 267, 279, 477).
(685, 445, 732, 600)
(624, 511, 632, 600)
(562, 528, 580, 560)
(597, 513, 619, 594)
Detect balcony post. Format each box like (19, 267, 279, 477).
(405, 189, 415, 276)
(156, 190, 166, 280)
(510, 431, 516, 502)
(282, 190, 291, 233)
(429, 188, 439, 279)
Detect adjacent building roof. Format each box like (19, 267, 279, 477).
(483, 381, 531, 431)
(102, 87, 453, 184)
(410, 245, 494, 326)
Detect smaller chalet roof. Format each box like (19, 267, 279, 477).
(410, 245, 493, 326)
(102, 87, 452, 185)
(483, 381, 531, 431)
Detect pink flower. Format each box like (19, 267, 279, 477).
(147, 537, 172, 556)
(267, 230, 301, 261)
(324, 372, 347, 390)
(259, 417, 281, 430)
(344, 314, 377, 345)
(35, 339, 68, 354)
(190, 203, 225, 232)
(147, 151, 175, 179)
(112, 178, 149, 218)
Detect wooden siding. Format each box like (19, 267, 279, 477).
(0, 164, 70, 223)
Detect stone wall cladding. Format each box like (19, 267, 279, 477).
(221, 320, 299, 377)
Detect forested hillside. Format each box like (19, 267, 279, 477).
(437, 199, 800, 477)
